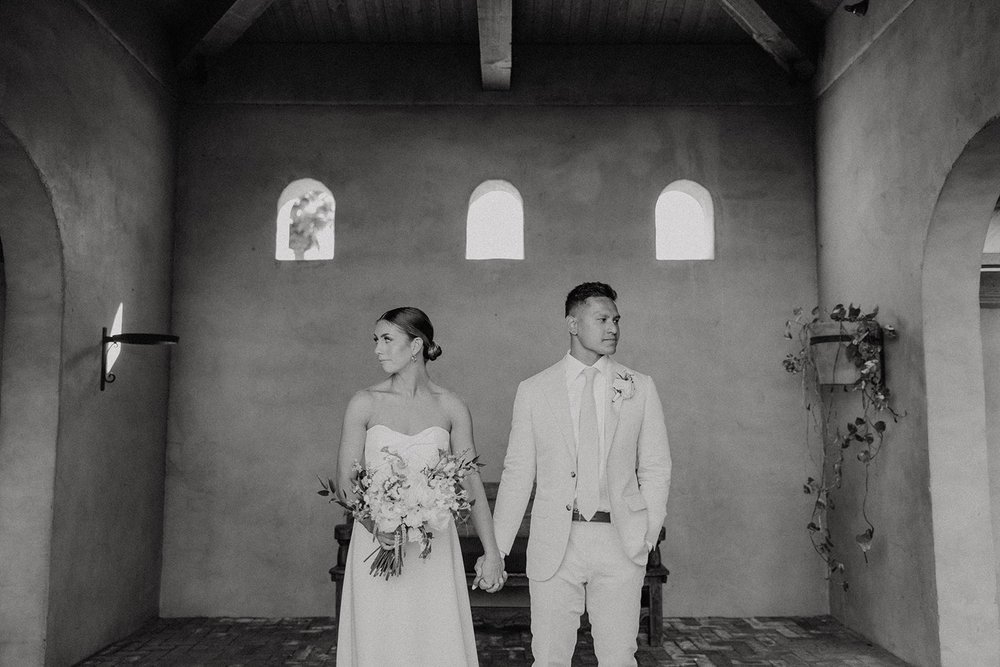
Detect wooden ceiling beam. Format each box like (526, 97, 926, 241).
(477, 0, 512, 90)
(179, 0, 278, 71)
(716, 0, 816, 80)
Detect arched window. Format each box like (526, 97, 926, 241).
(275, 179, 335, 261)
(466, 180, 524, 260)
(655, 180, 714, 260)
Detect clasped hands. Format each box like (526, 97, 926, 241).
(472, 553, 507, 593)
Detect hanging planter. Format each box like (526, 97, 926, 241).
(783, 304, 901, 591)
(807, 320, 884, 387)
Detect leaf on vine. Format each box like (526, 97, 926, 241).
(854, 417, 866, 426)
(856, 528, 874, 563)
(873, 421, 886, 433)
(317, 475, 332, 496)
(830, 304, 846, 320)
(848, 304, 861, 320)
(857, 450, 872, 463)
(807, 522, 820, 533)
(793, 307, 803, 317)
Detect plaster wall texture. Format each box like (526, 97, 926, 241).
(816, 1, 1000, 665)
(0, 1, 176, 665)
(0, 126, 64, 667)
(183, 43, 809, 108)
(162, 102, 822, 618)
(982, 308, 1000, 621)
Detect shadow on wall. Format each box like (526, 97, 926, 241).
(0, 122, 65, 666)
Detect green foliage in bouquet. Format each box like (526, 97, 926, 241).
(318, 450, 482, 580)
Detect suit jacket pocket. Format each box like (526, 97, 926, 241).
(625, 492, 647, 511)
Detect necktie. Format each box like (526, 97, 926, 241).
(576, 366, 600, 520)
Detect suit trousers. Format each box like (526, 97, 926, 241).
(528, 522, 646, 666)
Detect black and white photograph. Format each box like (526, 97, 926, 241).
(0, 1, 998, 665)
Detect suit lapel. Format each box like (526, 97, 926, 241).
(604, 359, 622, 461)
(541, 361, 577, 458)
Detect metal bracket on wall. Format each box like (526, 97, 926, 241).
(101, 327, 179, 391)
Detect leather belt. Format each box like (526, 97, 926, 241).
(571, 509, 611, 523)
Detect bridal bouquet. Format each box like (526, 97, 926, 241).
(318, 448, 481, 579)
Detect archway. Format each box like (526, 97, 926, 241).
(922, 118, 1000, 665)
(0, 122, 64, 665)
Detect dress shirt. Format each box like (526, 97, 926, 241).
(564, 352, 611, 512)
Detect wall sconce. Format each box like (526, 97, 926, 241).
(844, 0, 869, 16)
(101, 327, 179, 390)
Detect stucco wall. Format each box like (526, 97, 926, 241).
(0, 1, 176, 664)
(982, 308, 1000, 617)
(162, 93, 822, 617)
(816, 1, 1000, 664)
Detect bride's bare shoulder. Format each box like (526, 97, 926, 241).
(430, 384, 469, 415)
(362, 379, 394, 396)
(345, 384, 386, 412)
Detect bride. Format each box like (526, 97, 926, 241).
(335, 307, 506, 666)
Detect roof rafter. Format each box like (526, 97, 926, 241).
(716, 0, 816, 80)
(179, 0, 278, 71)
(477, 0, 512, 91)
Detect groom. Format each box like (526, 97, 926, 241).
(488, 282, 672, 665)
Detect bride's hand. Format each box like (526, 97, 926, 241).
(375, 530, 399, 550)
(475, 553, 506, 593)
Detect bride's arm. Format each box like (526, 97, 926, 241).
(446, 395, 506, 591)
(337, 391, 376, 535)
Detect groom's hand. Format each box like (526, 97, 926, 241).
(473, 553, 506, 593)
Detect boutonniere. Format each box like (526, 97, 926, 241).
(611, 370, 636, 404)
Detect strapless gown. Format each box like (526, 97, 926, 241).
(336, 425, 479, 666)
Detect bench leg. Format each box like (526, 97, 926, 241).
(648, 582, 663, 646)
(334, 578, 343, 641)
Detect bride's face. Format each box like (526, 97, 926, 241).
(374, 320, 417, 374)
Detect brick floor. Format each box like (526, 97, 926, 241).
(76, 614, 911, 666)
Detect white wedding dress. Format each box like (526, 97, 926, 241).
(336, 425, 479, 666)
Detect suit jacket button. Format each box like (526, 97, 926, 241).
(570, 471, 576, 478)
(566, 504, 573, 511)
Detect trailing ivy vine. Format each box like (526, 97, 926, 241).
(784, 304, 902, 590)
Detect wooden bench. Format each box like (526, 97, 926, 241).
(329, 483, 669, 646)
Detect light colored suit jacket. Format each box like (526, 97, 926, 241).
(493, 357, 672, 581)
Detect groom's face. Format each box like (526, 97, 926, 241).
(569, 296, 620, 358)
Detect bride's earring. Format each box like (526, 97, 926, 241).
(410, 353, 417, 363)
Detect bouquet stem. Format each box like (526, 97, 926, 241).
(364, 529, 405, 579)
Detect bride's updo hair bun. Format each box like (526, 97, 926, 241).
(377, 306, 442, 362)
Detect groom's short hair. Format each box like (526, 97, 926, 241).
(565, 282, 618, 316)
